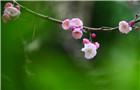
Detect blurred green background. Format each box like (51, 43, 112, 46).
(1, 1, 140, 90)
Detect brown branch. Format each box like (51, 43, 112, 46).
(14, 1, 140, 32)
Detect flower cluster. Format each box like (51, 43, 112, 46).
(119, 21, 132, 34)
(2, 3, 21, 23)
(2, 2, 139, 60)
(62, 18, 83, 39)
(62, 19, 99, 59)
(119, 20, 139, 34)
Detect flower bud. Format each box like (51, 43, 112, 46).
(83, 38, 90, 44)
(15, 5, 20, 10)
(4, 3, 13, 9)
(135, 26, 139, 30)
(2, 13, 11, 23)
(129, 20, 135, 26)
(91, 33, 96, 38)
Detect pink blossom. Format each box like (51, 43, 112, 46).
(119, 21, 132, 34)
(15, 5, 20, 10)
(4, 7, 20, 18)
(94, 42, 100, 49)
(4, 3, 13, 9)
(91, 33, 96, 38)
(72, 28, 83, 39)
(129, 20, 135, 26)
(69, 18, 83, 29)
(62, 19, 70, 30)
(2, 13, 11, 23)
(81, 43, 97, 59)
(83, 38, 91, 44)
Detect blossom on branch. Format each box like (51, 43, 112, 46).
(119, 21, 132, 34)
(4, 7, 20, 18)
(72, 28, 83, 39)
(81, 43, 97, 59)
(2, 3, 21, 23)
(62, 19, 70, 30)
(69, 18, 83, 29)
(3, 1, 140, 60)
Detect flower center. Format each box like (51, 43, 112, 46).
(66, 22, 69, 27)
(76, 22, 79, 25)
(122, 25, 126, 29)
(10, 11, 14, 15)
(75, 31, 80, 34)
(87, 49, 92, 53)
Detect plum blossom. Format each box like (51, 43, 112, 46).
(62, 19, 70, 30)
(2, 13, 11, 23)
(3, 3, 21, 23)
(72, 28, 83, 39)
(62, 18, 83, 39)
(119, 21, 132, 34)
(4, 3, 13, 9)
(69, 18, 83, 29)
(81, 43, 97, 59)
(83, 38, 91, 44)
(4, 7, 20, 18)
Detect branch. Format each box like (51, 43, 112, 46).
(13, 1, 140, 32)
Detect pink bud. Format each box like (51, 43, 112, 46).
(135, 26, 139, 30)
(2, 13, 11, 23)
(91, 33, 96, 38)
(15, 5, 20, 10)
(72, 28, 83, 39)
(83, 38, 91, 44)
(129, 20, 135, 26)
(4, 3, 13, 9)
(62, 19, 70, 30)
(94, 42, 100, 49)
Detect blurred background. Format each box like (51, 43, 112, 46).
(1, 1, 140, 90)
